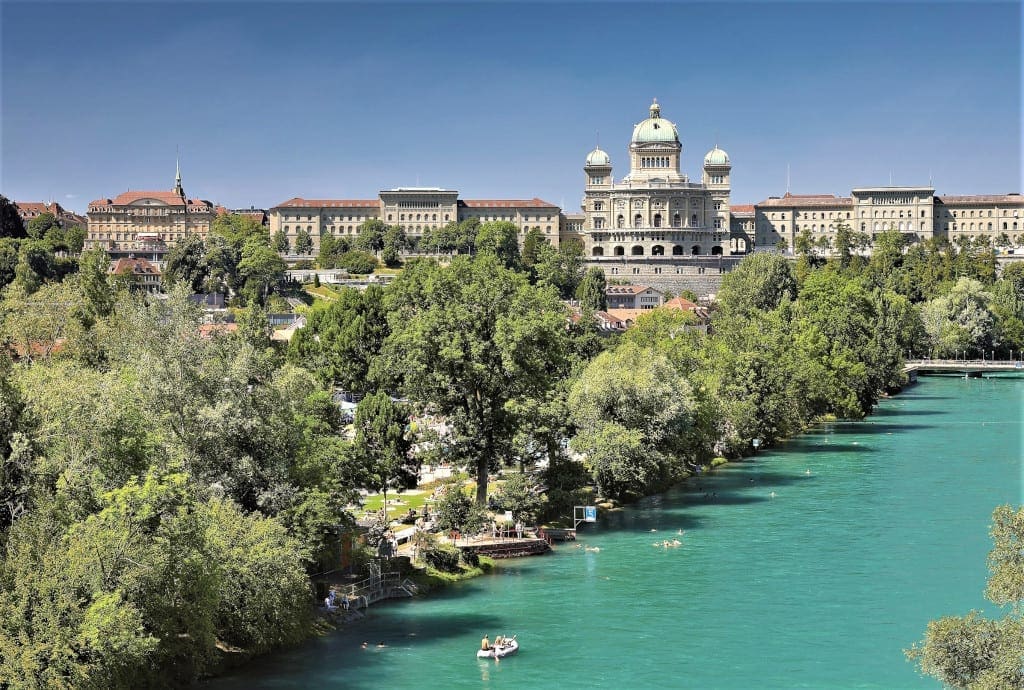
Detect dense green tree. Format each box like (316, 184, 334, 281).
(569, 341, 698, 498)
(906, 505, 1024, 689)
(716, 252, 796, 316)
(432, 479, 486, 536)
(294, 228, 313, 255)
(336, 250, 377, 274)
(0, 196, 26, 239)
(381, 224, 407, 267)
(921, 278, 995, 358)
(210, 213, 266, 250)
(77, 247, 115, 323)
(353, 219, 386, 254)
(521, 227, 545, 269)
(26, 212, 60, 240)
(13, 239, 59, 294)
(353, 390, 416, 513)
(202, 234, 240, 297)
(288, 284, 389, 392)
(378, 255, 569, 504)
(272, 229, 290, 253)
(238, 241, 287, 304)
(533, 239, 584, 299)
(475, 221, 520, 269)
(576, 266, 607, 312)
(0, 239, 20, 291)
(492, 471, 546, 524)
(163, 234, 207, 293)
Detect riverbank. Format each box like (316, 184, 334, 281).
(206, 375, 1022, 689)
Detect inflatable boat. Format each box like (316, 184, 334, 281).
(477, 638, 518, 659)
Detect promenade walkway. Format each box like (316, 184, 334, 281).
(905, 358, 1024, 374)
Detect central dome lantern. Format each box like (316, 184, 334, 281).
(631, 99, 680, 145)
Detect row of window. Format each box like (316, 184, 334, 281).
(595, 245, 724, 257)
(640, 156, 673, 168)
(948, 209, 1020, 218)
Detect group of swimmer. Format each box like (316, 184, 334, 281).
(573, 544, 601, 552)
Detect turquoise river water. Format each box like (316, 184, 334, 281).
(210, 375, 1023, 689)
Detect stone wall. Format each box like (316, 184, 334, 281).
(585, 256, 742, 298)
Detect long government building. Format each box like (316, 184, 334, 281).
(74, 99, 1022, 290)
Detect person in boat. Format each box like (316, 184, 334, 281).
(481, 635, 491, 651)
(494, 635, 504, 647)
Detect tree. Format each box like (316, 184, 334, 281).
(834, 221, 854, 269)
(576, 266, 607, 311)
(521, 227, 546, 269)
(569, 341, 698, 498)
(381, 225, 406, 267)
(533, 239, 584, 299)
(0, 239, 21, 291)
(337, 250, 378, 274)
(921, 278, 995, 358)
(26, 212, 60, 240)
(294, 228, 313, 255)
(378, 255, 569, 504)
(13, 240, 58, 294)
(353, 219, 386, 254)
(475, 221, 520, 269)
(272, 229, 290, 254)
(78, 247, 115, 323)
(353, 390, 417, 516)
(288, 284, 389, 392)
(433, 479, 486, 537)
(210, 213, 266, 250)
(492, 471, 545, 524)
(906, 504, 1024, 689)
(238, 241, 287, 304)
(0, 196, 26, 239)
(716, 252, 796, 316)
(163, 234, 207, 293)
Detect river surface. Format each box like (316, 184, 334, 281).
(210, 375, 1023, 689)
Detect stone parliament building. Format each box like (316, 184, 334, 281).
(76, 99, 1020, 296)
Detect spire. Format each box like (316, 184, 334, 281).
(174, 147, 184, 198)
(650, 98, 660, 119)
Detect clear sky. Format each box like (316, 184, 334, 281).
(2, 1, 1021, 213)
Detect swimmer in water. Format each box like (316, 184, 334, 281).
(770, 491, 776, 498)
(677, 529, 684, 535)
(672, 539, 681, 547)
(361, 642, 368, 649)
(805, 469, 812, 475)
(377, 641, 387, 648)
(649, 528, 658, 532)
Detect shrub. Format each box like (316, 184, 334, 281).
(338, 251, 378, 275)
(424, 543, 461, 572)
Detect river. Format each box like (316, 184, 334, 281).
(209, 374, 1023, 689)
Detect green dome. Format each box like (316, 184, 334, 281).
(631, 100, 679, 145)
(585, 147, 611, 167)
(704, 146, 730, 166)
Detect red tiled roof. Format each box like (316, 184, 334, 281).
(16, 201, 67, 217)
(730, 204, 755, 214)
(937, 194, 1024, 205)
(273, 198, 380, 209)
(460, 198, 558, 208)
(606, 285, 654, 296)
(89, 191, 213, 208)
(758, 194, 852, 208)
(198, 323, 239, 339)
(664, 296, 698, 311)
(110, 258, 161, 276)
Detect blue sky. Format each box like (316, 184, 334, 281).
(2, 1, 1021, 213)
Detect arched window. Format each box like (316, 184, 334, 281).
(874, 222, 880, 232)
(634, 214, 643, 227)
(691, 245, 702, 255)
(592, 246, 604, 256)
(617, 215, 625, 228)
(672, 245, 684, 255)
(711, 246, 723, 255)
(652, 245, 664, 255)
(673, 213, 681, 227)
(613, 245, 625, 256)
(653, 213, 662, 228)
(691, 213, 698, 226)
(631, 245, 644, 255)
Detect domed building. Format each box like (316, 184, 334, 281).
(582, 100, 731, 259)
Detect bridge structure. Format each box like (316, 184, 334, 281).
(904, 359, 1024, 380)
